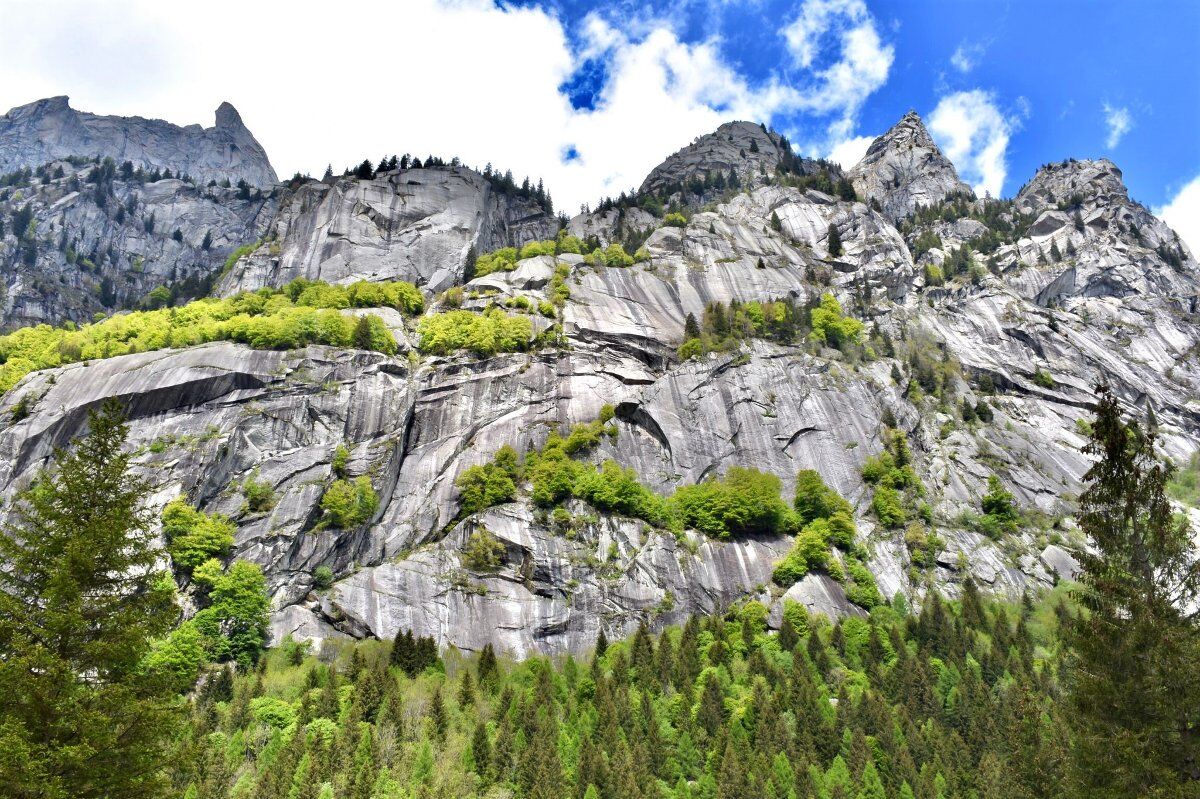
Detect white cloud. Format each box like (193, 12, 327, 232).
(827, 135, 873, 169)
(0, 0, 891, 214)
(1155, 176, 1200, 257)
(950, 41, 985, 73)
(1103, 103, 1133, 149)
(780, 0, 893, 142)
(927, 89, 1015, 198)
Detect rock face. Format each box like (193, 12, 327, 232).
(848, 110, 974, 220)
(0, 112, 1197, 658)
(0, 97, 278, 187)
(0, 159, 275, 329)
(639, 120, 787, 198)
(218, 167, 558, 294)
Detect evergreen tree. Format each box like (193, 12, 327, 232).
(827, 222, 843, 258)
(1065, 386, 1200, 796)
(0, 399, 180, 798)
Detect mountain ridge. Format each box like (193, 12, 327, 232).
(0, 103, 1196, 657)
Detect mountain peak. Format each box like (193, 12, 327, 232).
(215, 101, 244, 129)
(638, 120, 786, 199)
(0, 96, 277, 186)
(847, 110, 972, 220)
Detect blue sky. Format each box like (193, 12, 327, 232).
(530, 0, 1200, 206)
(2, 0, 1197, 245)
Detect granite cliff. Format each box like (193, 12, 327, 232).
(0, 108, 1196, 658)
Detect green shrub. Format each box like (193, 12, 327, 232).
(793, 469, 852, 525)
(844, 559, 881, 608)
(162, 499, 235, 571)
(678, 338, 703, 360)
(351, 314, 398, 355)
(0, 279, 419, 393)
(584, 243, 636, 268)
(1168, 452, 1200, 507)
(191, 560, 270, 668)
(979, 475, 1019, 537)
(331, 444, 351, 478)
(871, 486, 906, 528)
(144, 621, 207, 692)
(574, 460, 674, 528)
(242, 473, 276, 514)
(773, 519, 832, 585)
(474, 247, 519, 277)
(456, 463, 517, 516)
(1032, 368, 1055, 388)
(312, 565, 334, 590)
(519, 240, 557, 259)
(663, 212, 688, 228)
(320, 477, 379, 528)
(416, 309, 533, 357)
(671, 466, 791, 540)
(461, 528, 506, 572)
(809, 293, 863, 348)
(924, 263, 945, 286)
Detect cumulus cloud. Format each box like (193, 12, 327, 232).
(0, 0, 891, 213)
(1155, 175, 1200, 257)
(927, 90, 1014, 198)
(949, 41, 985, 73)
(1103, 103, 1133, 149)
(781, 0, 894, 128)
(827, 135, 873, 169)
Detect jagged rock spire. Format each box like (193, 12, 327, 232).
(847, 110, 973, 220)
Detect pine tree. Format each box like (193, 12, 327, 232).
(1065, 385, 1200, 796)
(827, 222, 843, 258)
(0, 399, 180, 798)
(684, 312, 701, 341)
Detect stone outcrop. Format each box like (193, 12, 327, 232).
(0, 159, 275, 329)
(848, 110, 974, 220)
(0, 97, 278, 187)
(218, 167, 558, 294)
(0, 112, 1197, 659)
(639, 120, 787, 198)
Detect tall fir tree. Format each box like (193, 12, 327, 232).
(1066, 385, 1200, 796)
(0, 399, 180, 798)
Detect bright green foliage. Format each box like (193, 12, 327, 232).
(924, 262, 945, 286)
(461, 528, 506, 572)
(844, 559, 882, 608)
(663, 212, 688, 227)
(161, 498, 236, 571)
(241, 472, 276, 514)
(312, 565, 334, 590)
(574, 460, 675, 528)
(871, 486, 906, 528)
(331, 443, 351, 478)
(191, 560, 270, 668)
(351, 313, 398, 355)
(416, 309, 533, 357)
(808, 292, 863, 348)
(0, 278, 420, 392)
(863, 429, 924, 528)
(1065, 387, 1200, 797)
(979, 475, 1019, 537)
(1032, 368, 1055, 388)
(793, 468, 852, 525)
(320, 476, 379, 528)
(0, 399, 181, 798)
(671, 466, 792, 539)
(772, 519, 832, 584)
(162, 589, 1081, 799)
(473, 247, 520, 277)
(1168, 452, 1200, 507)
(456, 463, 517, 516)
(679, 296, 810, 359)
(584, 242, 641, 267)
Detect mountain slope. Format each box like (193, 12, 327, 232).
(848, 110, 974, 220)
(0, 109, 1196, 657)
(0, 96, 278, 187)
